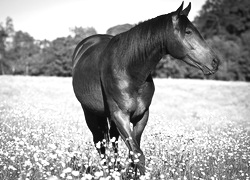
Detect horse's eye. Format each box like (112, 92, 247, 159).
(185, 30, 192, 35)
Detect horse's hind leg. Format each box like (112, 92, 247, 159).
(83, 108, 109, 154)
(109, 120, 120, 153)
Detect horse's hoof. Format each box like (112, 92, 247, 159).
(137, 165, 145, 175)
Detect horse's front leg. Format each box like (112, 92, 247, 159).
(111, 110, 145, 175)
(132, 110, 149, 147)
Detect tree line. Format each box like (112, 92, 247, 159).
(0, 22, 97, 76)
(0, 0, 250, 81)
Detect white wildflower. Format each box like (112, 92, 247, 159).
(71, 170, 80, 177)
(63, 167, 72, 174)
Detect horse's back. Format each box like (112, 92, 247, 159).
(72, 34, 113, 115)
(72, 35, 112, 68)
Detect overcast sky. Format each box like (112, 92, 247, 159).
(0, 0, 206, 41)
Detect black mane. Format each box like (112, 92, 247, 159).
(110, 13, 174, 66)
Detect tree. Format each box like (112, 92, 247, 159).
(7, 30, 40, 75)
(106, 24, 134, 35)
(194, 0, 250, 37)
(40, 36, 74, 76)
(70, 26, 97, 43)
(0, 27, 7, 74)
(193, 0, 250, 81)
(0, 17, 15, 74)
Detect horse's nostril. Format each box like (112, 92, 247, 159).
(212, 59, 216, 64)
(211, 58, 219, 72)
(212, 59, 218, 67)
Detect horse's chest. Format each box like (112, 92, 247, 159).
(132, 96, 149, 117)
(120, 82, 155, 118)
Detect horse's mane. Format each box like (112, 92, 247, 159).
(109, 12, 189, 68)
(113, 14, 172, 64)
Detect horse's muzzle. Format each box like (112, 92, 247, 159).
(203, 59, 219, 75)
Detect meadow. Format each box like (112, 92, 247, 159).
(0, 76, 250, 180)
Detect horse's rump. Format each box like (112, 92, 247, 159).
(72, 35, 113, 115)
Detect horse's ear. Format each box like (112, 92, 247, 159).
(175, 1, 184, 17)
(181, 2, 191, 16)
(173, 1, 184, 25)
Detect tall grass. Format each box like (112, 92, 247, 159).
(0, 76, 250, 180)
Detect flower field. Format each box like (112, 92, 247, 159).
(0, 76, 250, 180)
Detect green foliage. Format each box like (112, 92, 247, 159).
(70, 26, 97, 43)
(0, 20, 97, 76)
(206, 36, 250, 81)
(106, 24, 134, 35)
(0, 17, 14, 75)
(39, 37, 74, 76)
(194, 0, 250, 37)
(6, 30, 40, 75)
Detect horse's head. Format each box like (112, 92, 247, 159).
(168, 2, 219, 75)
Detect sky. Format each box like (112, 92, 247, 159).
(0, 0, 206, 41)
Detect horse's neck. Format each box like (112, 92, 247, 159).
(114, 16, 171, 82)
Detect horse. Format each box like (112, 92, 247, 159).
(72, 2, 219, 175)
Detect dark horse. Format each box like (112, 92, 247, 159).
(72, 2, 219, 174)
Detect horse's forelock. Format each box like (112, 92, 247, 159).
(177, 15, 190, 37)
